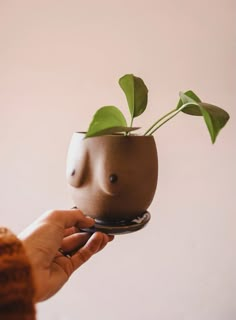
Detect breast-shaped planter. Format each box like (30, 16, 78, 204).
(66, 132, 158, 223)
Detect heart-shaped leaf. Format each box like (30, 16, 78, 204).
(198, 103, 230, 143)
(177, 91, 202, 115)
(85, 106, 139, 138)
(178, 92, 230, 143)
(119, 74, 148, 123)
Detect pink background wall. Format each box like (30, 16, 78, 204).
(0, 1, 235, 319)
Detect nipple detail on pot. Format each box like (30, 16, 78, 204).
(109, 174, 118, 183)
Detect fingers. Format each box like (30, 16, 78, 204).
(39, 209, 95, 229)
(70, 232, 112, 270)
(61, 232, 114, 254)
(64, 226, 79, 237)
(61, 232, 92, 252)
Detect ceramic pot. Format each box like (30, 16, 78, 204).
(66, 132, 158, 222)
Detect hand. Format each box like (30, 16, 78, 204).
(19, 209, 114, 302)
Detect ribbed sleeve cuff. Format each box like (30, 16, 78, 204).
(0, 227, 36, 320)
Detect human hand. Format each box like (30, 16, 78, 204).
(19, 209, 114, 302)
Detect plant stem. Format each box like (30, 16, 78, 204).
(130, 117, 134, 128)
(126, 117, 134, 136)
(144, 108, 177, 135)
(146, 106, 185, 135)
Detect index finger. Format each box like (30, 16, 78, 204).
(40, 209, 95, 229)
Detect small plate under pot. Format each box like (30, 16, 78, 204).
(80, 211, 151, 235)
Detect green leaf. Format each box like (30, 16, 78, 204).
(119, 74, 148, 122)
(178, 90, 201, 104)
(85, 106, 139, 138)
(177, 91, 202, 115)
(178, 92, 230, 143)
(198, 103, 230, 143)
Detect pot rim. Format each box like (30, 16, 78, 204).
(74, 132, 155, 138)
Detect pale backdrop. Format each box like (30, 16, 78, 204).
(0, 1, 235, 319)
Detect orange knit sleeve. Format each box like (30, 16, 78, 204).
(0, 227, 36, 320)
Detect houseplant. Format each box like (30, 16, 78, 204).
(66, 74, 229, 233)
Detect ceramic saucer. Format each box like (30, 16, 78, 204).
(81, 211, 151, 235)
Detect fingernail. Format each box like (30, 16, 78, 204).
(85, 215, 94, 221)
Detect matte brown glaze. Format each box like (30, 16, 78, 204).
(66, 132, 158, 222)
